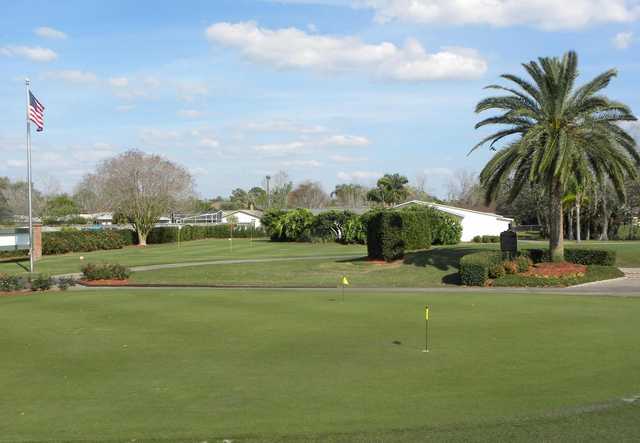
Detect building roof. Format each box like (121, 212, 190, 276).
(394, 200, 514, 222)
(222, 209, 264, 218)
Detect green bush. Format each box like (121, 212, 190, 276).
(0, 274, 28, 292)
(311, 210, 365, 244)
(0, 250, 28, 260)
(30, 274, 52, 291)
(42, 229, 127, 255)
(472, 235, 482, 243)
(565, 249, 616, 266)
(460, 252, 500, 286)
(520, 248, 616, 266)
(615, 225, 640, 240)
(481, 235, 500, 243)
(142, 224, 266, 244)
(493, 266, 624, 287)
(56, 277, 77, 291)
(488, 263, 506, 279)
(515, 256, 532, 273)
(366, 211, 405, 262)
(81, 263, 131, 281)
(398, 205, 461, 245)
(398, 210, 432, 251)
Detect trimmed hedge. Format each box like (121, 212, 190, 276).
(399, 205, 461, 245)
(42, 230, 128, 255)
(521, 248, 616, 266)
(145, 224, 265, 244)
(493, 266, 623, 287)
(81, 263, 131, 280)
(367, 211, 405, 262)
(459, 251, 503, 286)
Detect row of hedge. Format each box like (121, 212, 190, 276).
(471, 235, 500, 243)
(262, 209, 366, 244)
(42, 224, 265, 255)
(0, 273, 76, 292)
(366, 206, 463, 261)
(459, 248, 617, 286)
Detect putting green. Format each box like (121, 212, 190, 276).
(1, 288, 639, 441)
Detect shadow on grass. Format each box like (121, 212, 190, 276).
(403, 248, 486, 271)
(0, 257, 29, 272)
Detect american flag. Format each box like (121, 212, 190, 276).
(28, 91, 45, 132)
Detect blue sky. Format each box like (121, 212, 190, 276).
(1, 0, 639, 198)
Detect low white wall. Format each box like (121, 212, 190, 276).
(222, 212, 261, 227)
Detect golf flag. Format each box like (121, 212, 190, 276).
(425, 306, 429, 320)
(341, 276, 349, 286)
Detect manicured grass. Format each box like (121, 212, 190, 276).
(129, 246, 482, 287)
(2, 288, 640, 441)
(0, 238, 366, 276)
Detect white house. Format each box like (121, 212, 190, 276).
(221, 209, 264, 228)
(394, 200, 514, 242)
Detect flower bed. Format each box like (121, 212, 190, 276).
(521, 262, 587, 278)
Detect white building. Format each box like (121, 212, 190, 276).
(394, 201, 514, 242)
(221, 209, 263, 227)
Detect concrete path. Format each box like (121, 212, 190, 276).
(567, 268, 640, 294)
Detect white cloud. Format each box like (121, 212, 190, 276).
(361, 0, 640, 30)
(1, 45, 57, 62)
(324, 134, 370, 147)
(34, 26, 67, 39)
(280, 159, 323, 168)
(205, 21, 487, 81)
(612, 31, 634, 49)
(178, 109, 203, 118)
(44, 70, 98, 83)
(7, 159, 26, 168)
(254, 141, 307, 156)
(116, 104, 135, 112)
(329, 154, 368, 163)
(244, 119, 327, 134)
(109, 76, 129, 87)
(423, 167, 454, 177)
(337, 170, 381, 181)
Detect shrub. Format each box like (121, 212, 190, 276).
(615, 224, 640, 240)
(42, 229, 127, 255)
(520, 248, 615, 266)
(493, 266, 623, 287)
(30, 274, 52, 291)
(398, 205, 461, 245)
(143, 224, 266, 244)
(366, 211, 405, 262)
(261, 209, 288, 241)
(81, 263, 131, 281)
(503, 260, 518, 274)
(481, 235, 500, 243)
(397, 209, 432, 251)
(56, 277, 77, 291)
(472, 235, 482, 243)
(312, 210, 365, 244)
(488, 263, 506, 279)
(459, 251, 502, 286)
(565, 249, 616, 266)
(0, 274, 28, 292)
(515, 255, 532, 273)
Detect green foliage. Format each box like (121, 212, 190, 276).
(400, 205, 461, 245)
(43, 230, 128, 255)
(474, 51, 639, 262)
(81, 263, 131, 281)
(488, 263, 505, 279)
(520, 248, 616, 265)
(472, 235, 482, 243)
(366, 211, 405, 262)
(261, 209, 288, 241)
(459, 251, 503, 286)
(396, 210, 432, 251)
(565, 249, 616, 266)
(30, 274, 52, 291)
(311, 210, 365, 244)
(515, 256, 532, 273)
(145, 224, 265, 244)
(43, 194, 79, 218)
(493, 266, 623, 287)
(366, 173, 409, 206)
(260, 209, 314, 242)
(615, 225, 640, 240)
(55, 277, 77, 291)
(0, 273, 28, 292)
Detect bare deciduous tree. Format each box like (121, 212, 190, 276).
(73, 173, 103, 213)
(288, 180, 328, 208)
(94, 150, 194, 245)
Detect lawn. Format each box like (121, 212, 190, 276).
(0, 238, 366, 276)
(129, 247, 479, 286)
(2, 288, 640, 442)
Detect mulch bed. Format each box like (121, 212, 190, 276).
(79, 279, 130, 286)
(0, 290, 35, 298)
(522, 262, 587, 278)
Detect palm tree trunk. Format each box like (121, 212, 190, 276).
(549, 184, 564, 262)
(575, 201, 581, 243)
(567, 207, 574, 241)
(600, 194, 609, 241)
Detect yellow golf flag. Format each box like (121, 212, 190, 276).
(425, 306, 429, 320)
(341, 276, 350, 286)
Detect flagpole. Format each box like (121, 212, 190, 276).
(25, 78, 34, 274)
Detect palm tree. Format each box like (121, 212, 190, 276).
(366, 173, 409, 207)
(472, 51, 639, 261)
